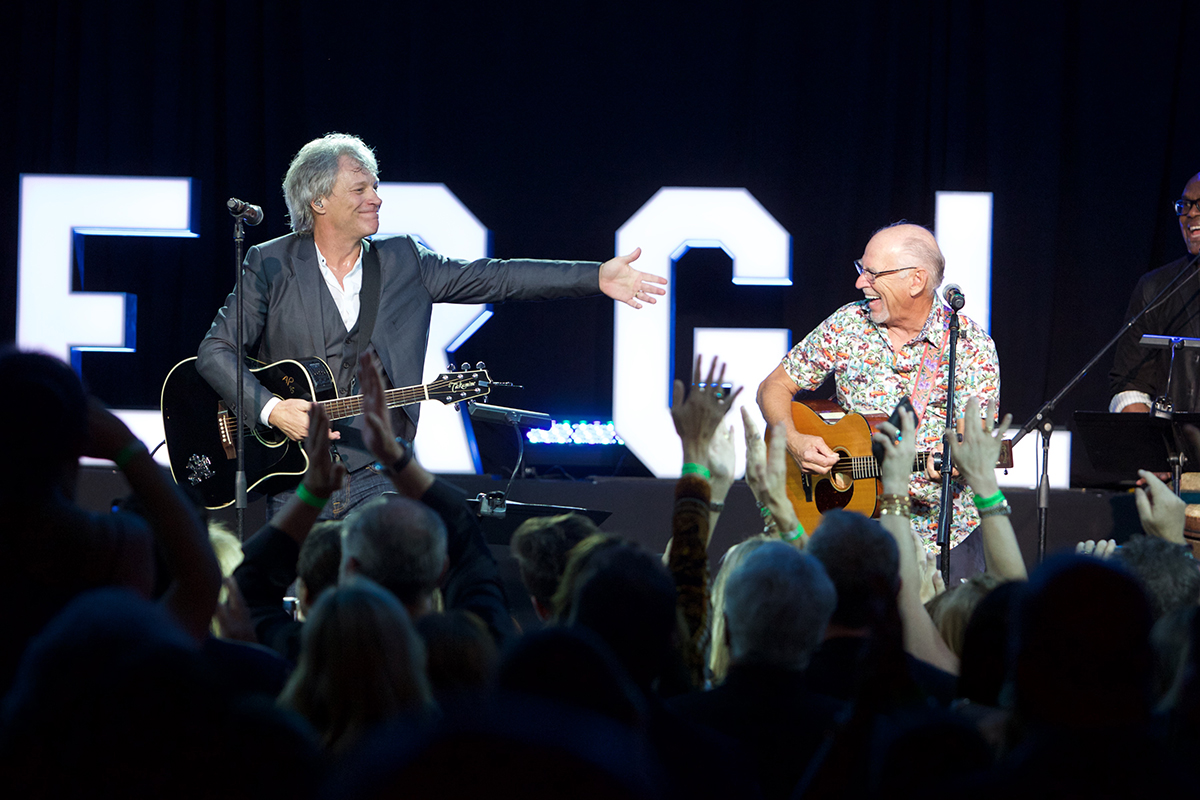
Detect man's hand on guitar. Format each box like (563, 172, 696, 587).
(787, 431, 839, 475)
(269, 398, 340, 442)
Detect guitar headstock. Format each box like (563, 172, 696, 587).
(430, 367, 491, 405)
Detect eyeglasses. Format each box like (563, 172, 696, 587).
(1175, 198, 1200, 216)
(854, 260, 916, 282)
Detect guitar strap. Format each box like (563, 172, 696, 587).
(357, 241, 383, 343)
(908, 319, 951, 422)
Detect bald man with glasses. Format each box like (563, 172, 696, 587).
(757, 223, 1000, 557)
(1110, 173, 1200, 414)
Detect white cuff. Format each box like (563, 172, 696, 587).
(259, 396, 281, 427)
(1109, 390, 1152, 413)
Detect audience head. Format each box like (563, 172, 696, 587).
(297, 520, 343, 616)
(279, 576, 433, 753)
(416, 610, 499, 701)
(723, 541, 836, 671)
(1, 588, 321, 798)
(1111, 534, 1200, 620)
(807, 510, 900, 629)
(956, 579, 1021, 707)
(550, 533, 622, 622)
(510, 512, 599, 621)
(708, 535, 773, 683)
(0, 347, 88, 499)
(341, 495, 448, 613)
(498, 626, 647, 730)
(570, 542, 681, 691)
(1012, 555, 1154, 729)
(925, 571, 1007, 657)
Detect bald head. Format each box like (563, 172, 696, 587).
(872, 223, 945, 294)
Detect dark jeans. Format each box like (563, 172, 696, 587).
(266, 464, 395, 522)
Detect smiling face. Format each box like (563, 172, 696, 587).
(855, 227, 925, 326)
(313, 155, 381, 243)
(1180, 174, 1200, 256)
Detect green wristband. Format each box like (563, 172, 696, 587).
(973, 490, 1006, 510)
(113, 440, 147, 470)
(681, 462, 711, 480)
(785, 522, 806, 542)
(295, 483, 329, 510)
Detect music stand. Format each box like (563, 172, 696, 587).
(1139, 334, 1200, 419)
(465, 496, 610, 545)
(1072, 411, 1200, 495)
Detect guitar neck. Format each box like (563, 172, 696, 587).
(318, 384, 428, 422)
(833, 453, 928, 480)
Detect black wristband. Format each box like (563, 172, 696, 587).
(387, 437, 415, 474)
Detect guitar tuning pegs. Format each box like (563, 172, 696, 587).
(446, 364, 455, 372)
(460, 362, 470, 371)
(476, 362, 486, 370)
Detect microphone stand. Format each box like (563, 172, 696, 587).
(1010, 250, 1200, 563)
(937, 301, 961, 582)
(232, 214, 248, 541)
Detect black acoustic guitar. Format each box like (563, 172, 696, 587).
(160, 356, 491, 508)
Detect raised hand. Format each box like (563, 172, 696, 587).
(671, 355, 743, 466)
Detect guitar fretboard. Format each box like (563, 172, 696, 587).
(830, 453, 930, 480)
(318, 384, 430, 421)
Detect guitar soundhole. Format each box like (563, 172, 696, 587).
(813, 477, 855, 515)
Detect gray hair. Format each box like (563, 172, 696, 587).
(283, 133, 379, 234)
(341, 495, 447, 607)
(723, 542, 837, 671)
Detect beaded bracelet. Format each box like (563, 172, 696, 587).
(878, 493, 911, 516)
(973, 490, 1006, 510)
(295, 483, 329, 510)
(113, 440, 147, 470)
(681, 462, 712, 480)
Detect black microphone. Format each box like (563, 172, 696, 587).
(227, 197, 263, 226)
(943, 283, 965, 311)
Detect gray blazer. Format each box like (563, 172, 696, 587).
(196, 232, 601, 431)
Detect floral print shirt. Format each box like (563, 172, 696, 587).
(781, 300, 1001, 550)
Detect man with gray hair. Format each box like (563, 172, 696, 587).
(668, 542, 844, 800)
(756, 222, 1000, 553)
(341, 495, 449, 616)
(197, 132, 666, 518)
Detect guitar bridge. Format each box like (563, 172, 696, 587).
(216, 403, 237, 460)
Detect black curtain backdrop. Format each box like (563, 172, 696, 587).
(3, 1, 1199, 433)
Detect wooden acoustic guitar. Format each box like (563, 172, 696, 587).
(784, 400, 1013, 532)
